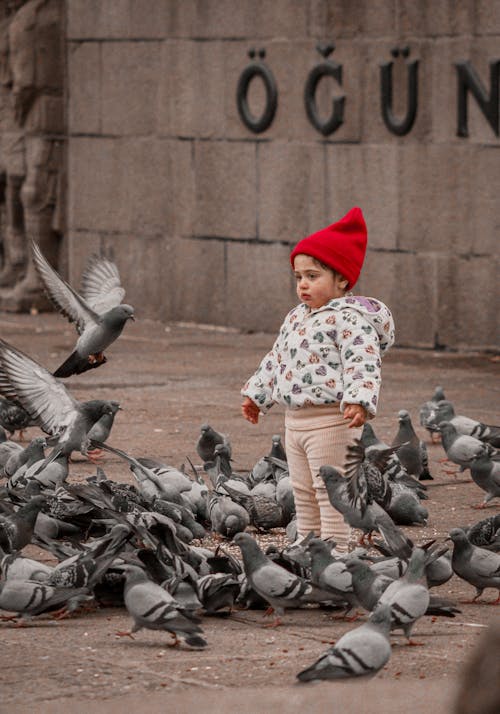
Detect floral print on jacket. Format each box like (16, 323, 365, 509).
(242, 296, 395, 417)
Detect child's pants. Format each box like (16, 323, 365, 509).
(285, 404, 360, 551)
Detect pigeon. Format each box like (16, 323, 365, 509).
(221, 481, 283, 531)
(319, 465, 413, 559)
(117, 565, 207, 648)
(385, 482, 428, 526)
(0, 338, 120, 460)
(343, 438, 395, 513)
(361, 423, 426, 494)
(448, 528, 500, 604)
(31, 240, 135, 378)
(269, 434, 287, 461)
(439, 422, 498, 471)
(469, 454, 500, 508)
(196, 572, 240, 615)
(0, 577, 90, 622)
(0, 549, 54, 582)
(0, 495, 47, 553)
(307, 538, 357, 612)
(233, 531, 312, 625)
(392, 410, 433, 480)
(466, 514, 500, 551)
(419, 386, 446, 442)
(208, 492, 249, 538)
(196, 424, 231, 463)
(425, 399, 500, 448)
(377, 547, 431, 644)
(0, 396, 35, 440)
(47, 524, 131, 589)
(296, 603, 392, 682)
(4, 436, 47, 483)
(345, 557, 394, 612)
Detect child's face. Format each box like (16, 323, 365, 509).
(293, 254, 347, 309)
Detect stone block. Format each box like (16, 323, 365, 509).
(360, 39, 433, 144)
(225, 241, 296, 332)
(101, 42, 160, 135)
(171, 0, 309, 40)
(67, 42, 101, 134)
(431, 37, 500, 145)
(398, 0, 475, 37)
(435, 254, 500, 350)
(192, 141, 257, 238)
(469, 148, 500, 256)
(68, 137, 133, 233)
(165, 236, 228, 324)
(258, 141, 326, 243)
(397, 143, 475, 254)
(325, 144, 399, 251)
(357, 250, 438, 348)
(309, 0, 398, 38)
(66, 230, 103, 288)
(100, 233, 167, 318)
(125, 138, 195, 237)
(475, 0, 500, 34)
(67, 0, 131, 39)
(225, 39, 362, 143)
(157, 40, 227, 138)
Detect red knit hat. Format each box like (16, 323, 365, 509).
(290, 207, 368, 289)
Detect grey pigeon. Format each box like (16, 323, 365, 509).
(296, 603, 392, 682)
(233, 531, 312, 625)
(31, 240, 135, 378)
(269, 434, 287, 461)
(345, 557, 393, 612)
(196, 572, 240, 615)
(466, 514, 500, 551)
(0, 550, 54, 582)
(196, 424, 231, 463)
(5, 436, 47, 483)
(392, 410, 433, 480)
(419, 386, 446, 442)
(0, 577, 90, 622)
(208, 492, 249, 538)
(307, 538, 357, 613)
(378, 547, 431, 643)
(425, 399, 500, 448)
(469, 454, 500, 508)
(117, 565, 207, 648)
(221, 481, 283, 531)
(0, 338, 120, 460)
(0, 396, 35, 439)
(439, 422, 498, 471)
(319, 465, 413, 559)
(0, 495, 47, 553)
(448, 527, 500, 604)
(386, 482, 428, 526)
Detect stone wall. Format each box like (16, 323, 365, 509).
(66, 0, 499, 350)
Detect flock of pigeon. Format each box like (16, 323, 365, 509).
(0, 243, 499, 684)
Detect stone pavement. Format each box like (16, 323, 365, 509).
(0, 311, 498, 713)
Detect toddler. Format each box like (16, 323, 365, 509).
(241, 207, 395, 551)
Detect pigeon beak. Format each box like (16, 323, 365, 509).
(129, 314, 136, 321)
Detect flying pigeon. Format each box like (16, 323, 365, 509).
(31, 240, 135, 378)
(296, 603, 392, 682)
(233, 531, 312, 626)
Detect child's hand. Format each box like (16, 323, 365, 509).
(241, 397, 260, 424)
(343, 403, 368, 428)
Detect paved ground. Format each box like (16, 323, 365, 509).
(0, 311, 498, 713)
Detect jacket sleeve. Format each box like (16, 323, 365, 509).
(337, 309, 386, 417)
(241, 331, 283, 414)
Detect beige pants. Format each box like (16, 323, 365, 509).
(285, 404, 360, 551)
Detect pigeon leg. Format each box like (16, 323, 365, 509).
(115, 630, 135, 639)
(470, 503, 488, 510)
(406, 639, 425, 646)
(0, 614, 19, 623)
(263, 617, 283, 628)
(87, 449, 104, 464)
(167, 634, 180, 647)
(487, 594, 500, 605)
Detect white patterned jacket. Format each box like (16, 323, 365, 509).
(242, 296, 395, 416)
